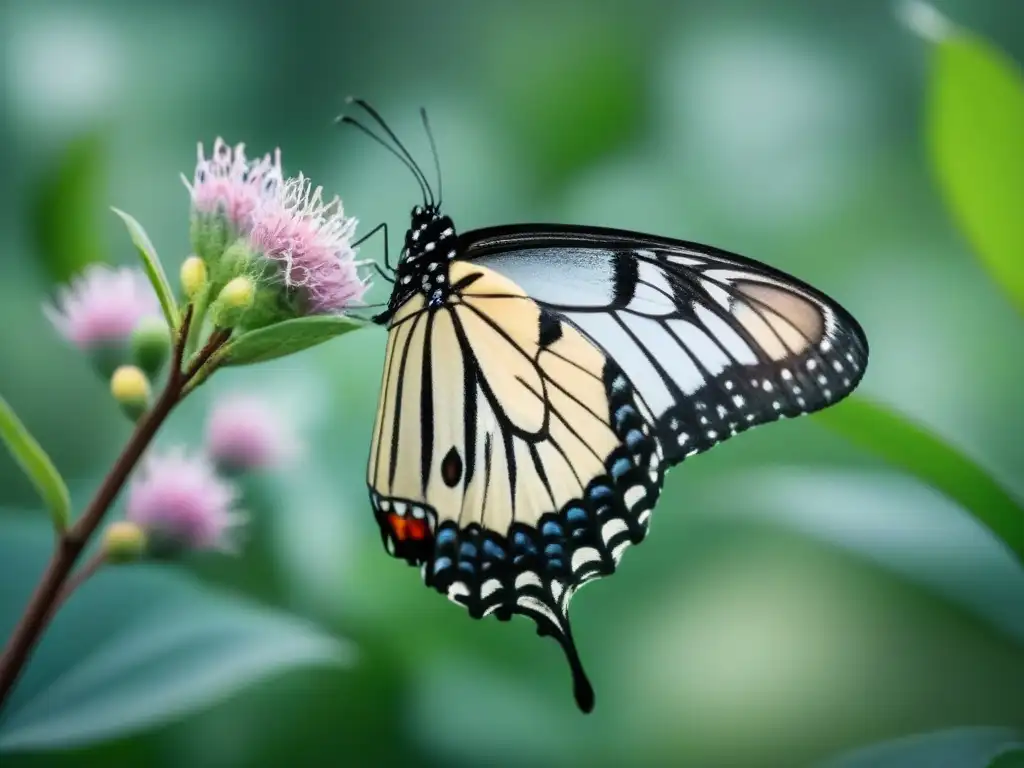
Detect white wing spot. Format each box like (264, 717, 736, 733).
(732, 394, 745, 408)
(624, 486, 646, 509)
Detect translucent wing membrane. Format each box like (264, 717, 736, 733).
(366, 224, 868, 713)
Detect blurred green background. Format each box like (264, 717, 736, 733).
(2, 0, 1024, 766)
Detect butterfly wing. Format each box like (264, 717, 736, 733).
(457, 223, 869, 465)
(367, 260, 670, 711)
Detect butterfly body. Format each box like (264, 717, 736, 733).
(350, 103, 868, 714)
(374, 205, 458, 323)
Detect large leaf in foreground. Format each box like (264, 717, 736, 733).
(814, 396, 1024, 566)
(0, 519, 353, 752)
(819, 726, 1023, 768)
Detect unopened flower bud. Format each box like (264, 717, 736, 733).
(103, 521, 148, 563)
(110, 365, 151, 421)
(180, 256, 208, 301)
(211, 276, 255, 328)
(130, 316, 171, 378)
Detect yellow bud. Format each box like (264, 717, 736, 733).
(211, 276, 255, 328)
(180, 255, 208, 300)
(103, 521, 148, 563)
(219, 276, 255, 309)
(110, 365, 151, 421)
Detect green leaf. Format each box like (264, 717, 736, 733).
(818, 726, 1024, 768)
(484, 11, 644, 189)
(928, 30, 1024, 315)
(110, 208, 180, 329)
(0, 519, 353, 752)
(814, 396, 1024, 566)
(709, 467, 1024, 644)
(991, 749, 1024, 768)
(0, 397, 70, 531)
(30, 129, 109, 284)
(221, 315, 366, 367)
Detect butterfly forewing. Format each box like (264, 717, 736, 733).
(459, 224, 869, 464)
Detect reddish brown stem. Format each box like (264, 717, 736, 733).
(0, 306, 232, 715)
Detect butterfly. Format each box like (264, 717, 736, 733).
(341, 100, 869, 713)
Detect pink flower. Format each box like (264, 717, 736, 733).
(248, 174, 369, 314)
(126, 448, 243, 553)
(205, 393, 300, 473)
(182, 138, 283, 234)
(44, 264, 161, 350)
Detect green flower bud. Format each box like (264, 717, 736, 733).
(190, 212, 232, 270)
(110, 365, 151, 421)
(130, 317, 172, 378)
(103, 521, 148, 563)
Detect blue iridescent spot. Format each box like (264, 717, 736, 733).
(589, 485, 613, 501)
(459, 542, 477, 559)
(566, 506, 587, 523)
(513, 531, 531, 549)
(542, 520, 563, 538)
(548, 559, 564, 570)
(513, 554, 527, 566)
(433, 556, 452, 574)
(436, 528, 457, 547)
(572, 528, 588, 538)
(614, 405, 636, 429)
(626, 429, 645, 450)
(544, 543, 564, 559)
(482, 539, 506, 559)
(458, 561, 475, 574)
(611, 457, 631, 480)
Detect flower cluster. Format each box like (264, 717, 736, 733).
(42, 135, 352, 561)
(184, 139, 370, 332)
(105, 391, 300, 558)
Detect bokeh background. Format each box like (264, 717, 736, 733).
(2, 0, 1023, 766)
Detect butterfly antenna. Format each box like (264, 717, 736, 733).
(337, 113, 431, 206)
(420, 107, 443, 208)
(349, 98, 435, 206)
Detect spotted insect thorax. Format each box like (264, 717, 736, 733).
(375, 204, 459, 325)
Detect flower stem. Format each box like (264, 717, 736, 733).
(0, 306, 231, 715)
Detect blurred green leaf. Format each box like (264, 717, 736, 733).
(814, 396, 1024, 566)
(484, 13, 644, 190)
(0, 520, 353, 752)
(712, 467, 1024, 644)
(30, 130, 108, 285)
(928, 31, 1024, 314)
(0, 397, 70, 532)
(819, 726, 1024, 767)
(110, 208, 180, 329)
(991, 749, 1024, 768)
(221, 315, 366, 367)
